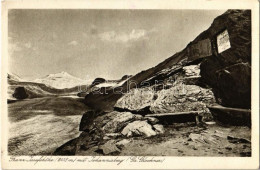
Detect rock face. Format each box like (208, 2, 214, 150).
(12, 87, 29, 99)
(214, 63, 251, 108)
(199, 10, 251, 109)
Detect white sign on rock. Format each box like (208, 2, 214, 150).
(217, 29, 231, 53)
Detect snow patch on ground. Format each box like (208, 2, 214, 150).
(95, 78, 130, 88)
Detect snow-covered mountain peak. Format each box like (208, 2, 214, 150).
(45, 71, 75, 79)
(34, 71, 89, 89)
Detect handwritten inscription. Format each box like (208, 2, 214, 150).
(9, 156, 165, 166)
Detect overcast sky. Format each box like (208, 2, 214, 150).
(8, 9, 226, 81)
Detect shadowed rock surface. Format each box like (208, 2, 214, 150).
(91, 78, 106, 86)
(12, 87, 29, 99)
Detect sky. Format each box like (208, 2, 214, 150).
(8, 9, 226, 81)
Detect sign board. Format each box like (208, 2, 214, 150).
(217, 29, 231, 53)
(187, 38, 212, 61)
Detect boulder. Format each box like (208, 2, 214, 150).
(183, 64, 200, 77)
(153, 124, 165, 134)
(227, 135, 250, 144)
(145, 117, 159, 125)
(215, 63, 251, 108)
(96, 139, 132, 155)
(114, 88, 155, 111)
(101, 111, 138, 133)
(115, 83, 215, 115)
(116, 139, 131, 149)
(91, 78, 106, 86)
(104, 133, 121, 139)
(97, 140, 121, 155)
(70, 110, 161, 155)
(150, 83, 215, 114)
(188, 133, 218, 145)
(79, 110, 105, 132)
(80, 111, 145, 134)
(53, 138, 78, 155)
(208, 105, 251, 126)
(201, 61, 251, 109)
(121, 120, 157, 137)
(12, 87, 29, 99)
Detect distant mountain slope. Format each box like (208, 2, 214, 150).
(7, 73, 82, 100)
(8, 73, 24, 82)
(34, 71, 89, 89)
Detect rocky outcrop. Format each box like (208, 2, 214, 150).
(198, 10, 251, 109)
(54, 110, 164, 155)
(84, 10, 251, 111)
(12, 87, 29, 99)
(115, 63, 216, 121)
(91, 78, 106, 86)
(121, 75, 132, 81)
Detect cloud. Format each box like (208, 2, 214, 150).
(88, 44, 96, 50)
(68, 41, 78, 46)
(8, 37, 22, 56)
(90, 25, 98, 35)
(24, 42, 32, 48)
(99, 29, 149, 43)
(82, 32, 88, 38)
(8, 43, 22, 56)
